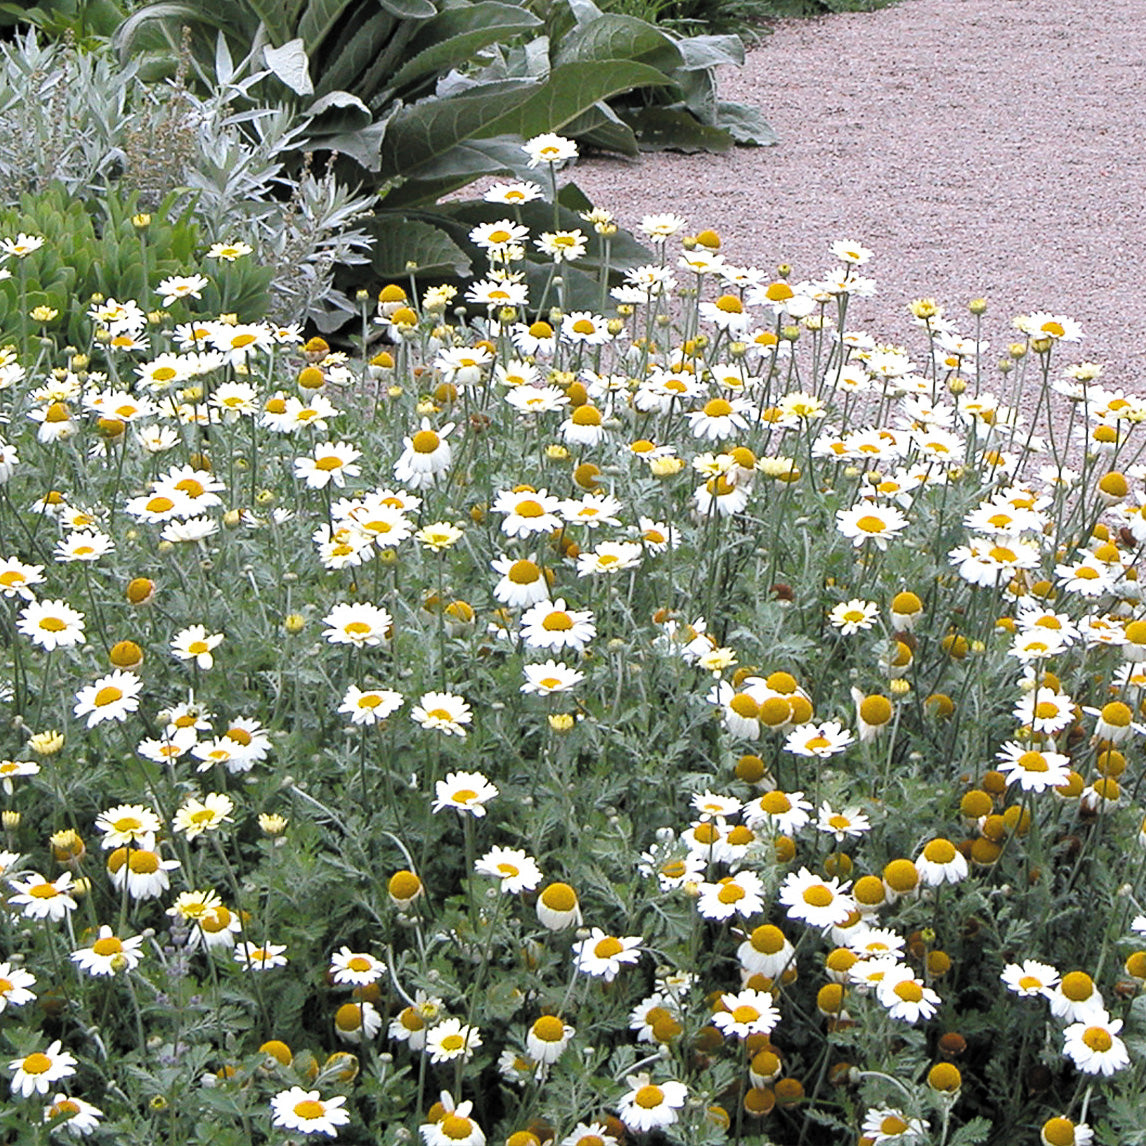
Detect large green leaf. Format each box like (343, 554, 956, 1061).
(388, 5, 542, 94)
(113, 1, 232, 56)
(297, 0, 359, 52)
(245, 0, 294, 43)
(306, 89, 372, 127)
(626, 106, 733, 153)
(316, 119, 389, 169)
(314, 9, 395, 95)
(382, 137, 540, 208)
(677, 34, 745, 71)
(378, 80, 539, 177)
(263, 38, 313, 95)
(366, 217, 471, 278)
(716, 100, 778, 146)
(671, 64, 716, 123)
(552, 13, 682, 74)
(377, 0, 435, 16)
(359, 20, 421, 109)
(476, 60, 674, 140)
(403, 136, 539, 184)
(559, 103, 639, 157)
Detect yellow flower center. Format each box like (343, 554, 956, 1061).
(441, 1115, 475, 1141)
(571, 405, 602, 426)
(93, 936, 123, 956)
(94, 686, 123, 707)
(294, 1100, 327, 1121)
(594, 936, 623, 958)
(717, 881, 746, 904)
(635, 1085, 665, 1109)
(760, 791, 792, 814)
(802, 885, 833, 908)
(22, 1053, 52, 1075)
(923, 839, 956, 863)
(542, 611, 573, 632)
(541, 883, 577, 911)
(1082, 1027, 1112, 1052)
(1061, 971, 1093, 1001)
(729, 694, 760, 719)
(413, 430, 440, 453)
(532, 1015, 566, 1041)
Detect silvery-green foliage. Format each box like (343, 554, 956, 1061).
(0, 28, 138, 198)
(173, 41, 375, 327)
(0, 28, 374, 326)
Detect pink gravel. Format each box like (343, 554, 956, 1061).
(573, 0, 1146, 393)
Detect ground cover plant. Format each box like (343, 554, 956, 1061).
(2, 133, 1146, 1146)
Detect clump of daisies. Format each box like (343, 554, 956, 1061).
(3, 129, 1146, 1146)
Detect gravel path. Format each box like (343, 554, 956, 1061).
(573, 0, 1146, 396)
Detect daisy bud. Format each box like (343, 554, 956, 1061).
(321, 1052, 360, 1082)
(50, 828, 85, 864)
(29, 730, 65, 756)
(927, 1062, 961, 1093)
(259, 813, 288, 837)
(743, 1087, 775, 1117)
(108, 641, 144, 670)
(1041, 1117, 1092, 1146)
(125, 577, 156, 605)
(1094, 701, 1135, 743)
(773, 1078, 803, 1106)
(882, 858, 919, 901)
(526, 1015, 574, 1063)
(852, 688, 893, 742)
(260, 1040, 292, 1066)
(388, 870, 423, 908)
(537, 882, 580, 930)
